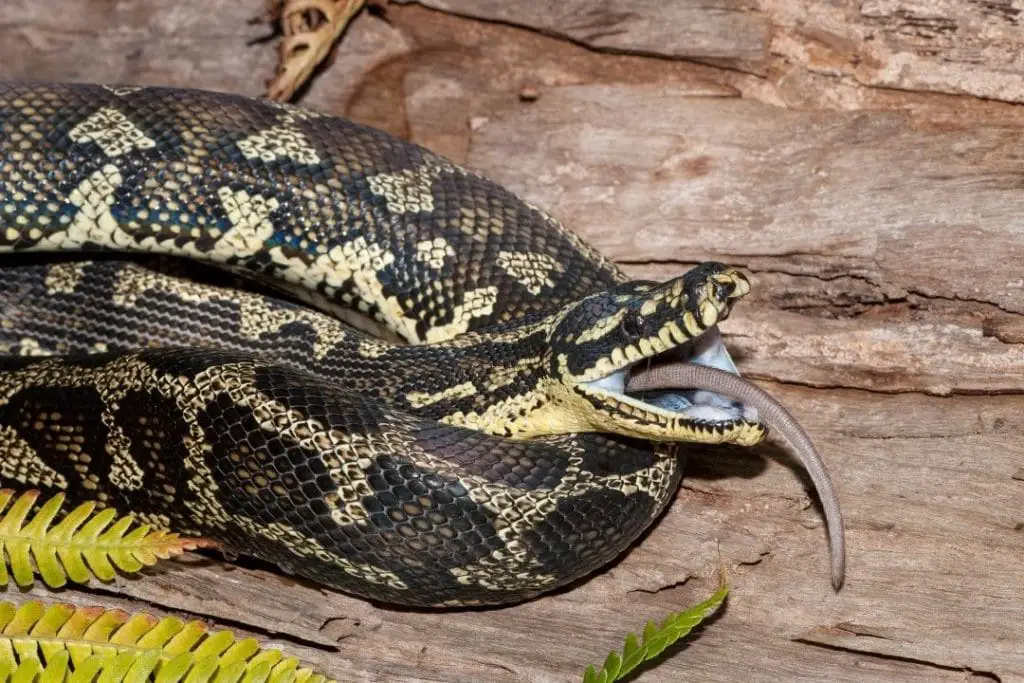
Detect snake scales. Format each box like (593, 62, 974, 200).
(0, 82, 843, 606)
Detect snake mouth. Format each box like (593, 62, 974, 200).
(578, 326, 765, 445)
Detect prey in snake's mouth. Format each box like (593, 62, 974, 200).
(555, 262, 766, 446)
(583, 326, 762, 442)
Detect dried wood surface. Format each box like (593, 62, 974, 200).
(1, 0, 1022, 681)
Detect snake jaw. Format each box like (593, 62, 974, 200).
(554, 265, 768, 445)
(577, 325, 767, 445)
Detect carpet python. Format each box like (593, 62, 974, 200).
(0, 83, 841, 606)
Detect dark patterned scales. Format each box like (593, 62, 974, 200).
(0, 83, 621, 341)
(0, 350, 677, 606)
(0, 83, 841, 605)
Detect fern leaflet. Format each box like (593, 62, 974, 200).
(0, 600, 334, 683)
(0, 489, 214, 588)
(582, 582, 728, 683)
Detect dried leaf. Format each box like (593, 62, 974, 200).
(266, 0, 367, 101)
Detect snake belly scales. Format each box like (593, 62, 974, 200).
(0, 82, 844, 607)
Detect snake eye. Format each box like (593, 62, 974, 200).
(711, 279, 734, 302)
(621, 309, 644, 337)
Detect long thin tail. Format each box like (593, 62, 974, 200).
(627, 363, 846, 589)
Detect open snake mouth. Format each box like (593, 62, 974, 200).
(578, 326, 764, 444)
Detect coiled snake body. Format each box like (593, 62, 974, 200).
(0, 83, 842, 606)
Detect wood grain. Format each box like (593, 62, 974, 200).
(389, 0, 769, 61)
(0, 0, 1022, 681)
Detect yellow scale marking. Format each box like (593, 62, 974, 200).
(406, 381, 478, 409)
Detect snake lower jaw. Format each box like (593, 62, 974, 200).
(576, 389, 768, 445)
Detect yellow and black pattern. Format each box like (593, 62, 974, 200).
(0, 83, 622, 343)
(0, 258, 758, 445)
(0, 83, 760, 606)
(0, 344, 680, 605)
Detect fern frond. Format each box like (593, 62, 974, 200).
(0, 647, 164, 683)
(582, 583, 728, 683)
(0, 490, 215, 589)
(0, 601, 335, 683)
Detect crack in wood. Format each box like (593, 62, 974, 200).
(739, 374, 1024, 398)
(317, 615, 369, 643)
(466, 657, 517, 676)
(792, 638, 1003, 681)
(968, 0, 1022, 23)
(390, 0, 768, 62)
(834, 622, 892, 639)
(626, 258, 1024, 328)
(81, 583, 342, 654)
(627, 578, 693, 596)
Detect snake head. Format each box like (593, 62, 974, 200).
(548, 262, 766, 445)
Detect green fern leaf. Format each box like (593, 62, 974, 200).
(582, 664, 608, 683)
(582, 583, 728, 683)
(0, 647, 166, 683)
(601, 651, 621, 680)
(0, 489, 216, 589)
(0, 601, 335, 683)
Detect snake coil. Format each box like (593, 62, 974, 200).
(0, 83, 843, 606)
